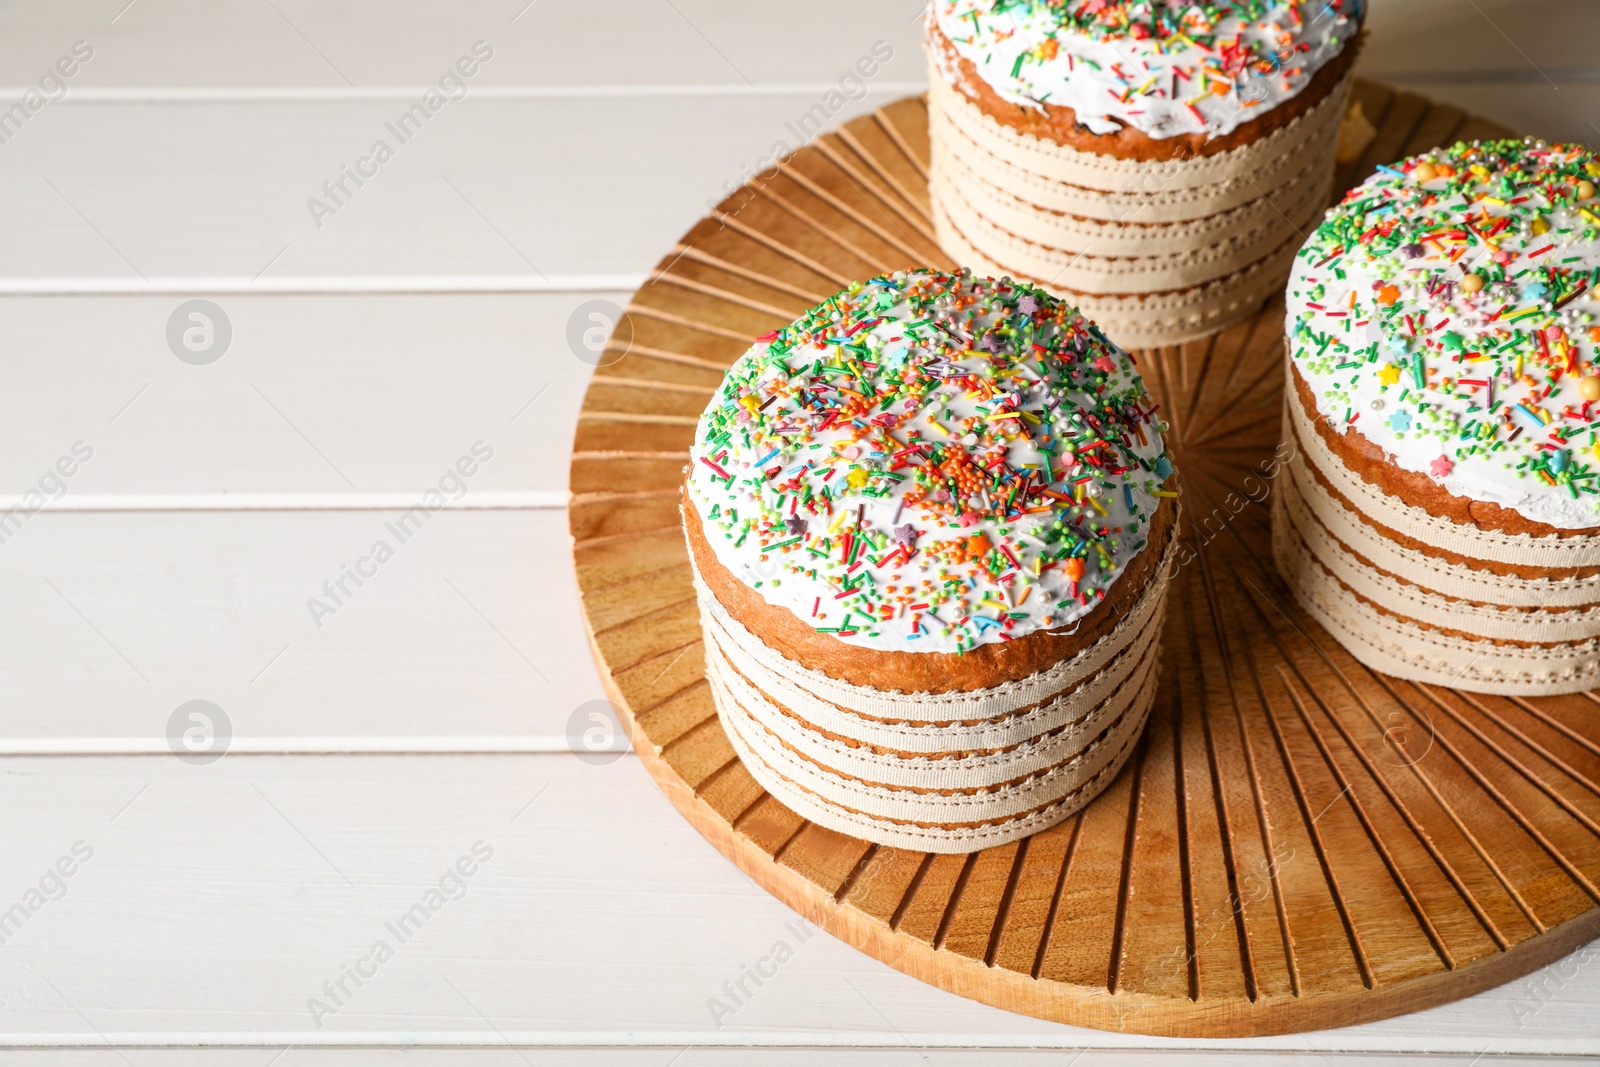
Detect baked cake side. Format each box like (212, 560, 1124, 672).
(926, 0, 1364, 348)
(1280, 138, 1600, 694)
(683, 268, 1178, 850)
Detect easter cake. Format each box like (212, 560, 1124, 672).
(927, 0, 1363, 348)
(683, 268, 1178, 851)
(1279, 138, 1600, 694)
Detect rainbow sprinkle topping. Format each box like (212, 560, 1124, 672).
(934, 0, 1360, 139)
(687, 268, 1174, 654)
(1289, 138, 1600, 529)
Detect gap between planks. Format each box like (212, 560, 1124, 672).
(0, 82, 935, 104)
(7, 493, 568, 512)
(0, 276, 643, 296)
(1, 1029, 1595, 1055)
(0, 739, 631, 756)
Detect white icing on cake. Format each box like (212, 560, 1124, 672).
(1288, 138, 1600, 530)
(686, 268, 1173, 654)
(930, 0, 1360, 141)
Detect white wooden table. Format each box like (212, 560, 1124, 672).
(1, 2, 1596, 1063)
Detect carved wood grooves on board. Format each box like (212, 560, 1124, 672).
(569, 84, 1600, 1036)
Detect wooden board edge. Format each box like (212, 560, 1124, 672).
(578, 598, 1600, 1037)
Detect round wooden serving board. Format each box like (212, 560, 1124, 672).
(569, 82, 1600, 1037)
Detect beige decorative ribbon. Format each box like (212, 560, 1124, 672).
(927, 66, 1351, 209)
(1274, 496, 1600, 695)
(1281, 460, 1600, 640)
(690, 555, 1169, 724)
(701, 597, 1163, 753)
(688, 535, 1175, 852)
(1286, 383, 1600, 569)
(707, 618, 1157, 787)
(1277, 379, 1600, 695)
(934, 170, 1324, 295)
(935, 201, 1299, 349)
(1283, 437, 1600, 607)
(721, 698, 1147, 851)
(933, 131, 1337, 258)
(925, 63, 1353, 348)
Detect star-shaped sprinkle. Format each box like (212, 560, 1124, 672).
(1429, 455, 1454, 478)
(1389, 410, 1412, 432)
(1377, 363, 1402, 386)
(892, 524, 919, 547)
(1015, 294, 1039, 315)
(785, 515, 807, 536)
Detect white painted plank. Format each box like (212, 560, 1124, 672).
(0, 754, 1593, 1056)
(0, 93, 917, 287)
(0, 0, 930, 92)
(2, 1054, 1578, 1067)
(0, 293, 599, 496)
(0, 17, 1588, 291)
(0, 510, 607, 743)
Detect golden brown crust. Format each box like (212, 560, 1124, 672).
(746, 746, 1127, 829)
(1282, 521, 1586, 649)
(1290, 473, 1600, 610)
(939, 194, 1303, 303)
(684, 481, 1177, 693)
(733, 690, 1131, 794)
(1293, 430, 1600, 581)
(717, 632, 1143, 757)
(928, 18, 1364, 161)
(1290, 361, 1600, 541)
